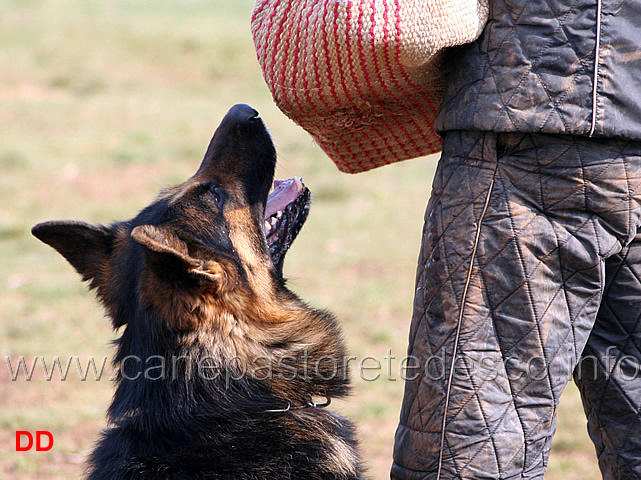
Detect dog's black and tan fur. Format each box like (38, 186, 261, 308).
(32, 105, 363, 479)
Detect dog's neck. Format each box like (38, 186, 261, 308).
(105, 289, 350, 429)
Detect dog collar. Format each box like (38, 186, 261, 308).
(264, 396, 331, 413)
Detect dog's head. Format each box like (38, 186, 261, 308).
(32, 104, 311, 330)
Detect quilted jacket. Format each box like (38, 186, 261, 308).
(434, 0, 641, 141)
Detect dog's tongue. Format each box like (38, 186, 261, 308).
(265, 177, 304, 219)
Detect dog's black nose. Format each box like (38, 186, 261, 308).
(196, 104, 274, 178)
(225, 104, 260, 125)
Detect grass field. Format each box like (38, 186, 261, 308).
(0, 1, 601, 478)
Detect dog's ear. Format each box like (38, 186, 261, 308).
(131, 225, 228, 288)
(32, 221, 114, 287)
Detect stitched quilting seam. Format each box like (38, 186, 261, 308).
(535, 0, 592, 132)
(487, 0, 585, 132)
(592, 349, 641, 421)
(436, 169, 497, 480)
(497, 166, 556, 469)
(602, 270, 641, 372)
(623, 151, 633, 248)
(589, 0, 603, 136)
(458, 270, 565, 356)
(430, 201, 582, 318)
(536, 140, 582, 364)
(453, 358, 503, 477)
(426, 163, 500, 255)
(476, 251, 530, 476)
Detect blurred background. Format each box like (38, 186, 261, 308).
(0, 1, 600, 478)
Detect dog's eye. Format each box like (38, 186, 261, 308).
(208, 185, 225, 208)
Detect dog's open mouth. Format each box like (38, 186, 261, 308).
(264, 177, 311, 274)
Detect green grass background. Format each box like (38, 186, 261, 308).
(0, 1, 600, 478)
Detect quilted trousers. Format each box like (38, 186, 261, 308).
(392, 131, 641, 480)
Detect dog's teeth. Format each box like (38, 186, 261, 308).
(270, 217, 278, 227)
(276, 211, 283, 219)
(264, 220, 271, 232)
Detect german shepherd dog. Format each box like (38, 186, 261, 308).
(32, 104, 363, 479)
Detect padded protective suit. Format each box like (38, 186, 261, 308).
(392, 132, 641, 479)
(392, 0, 641, 476)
